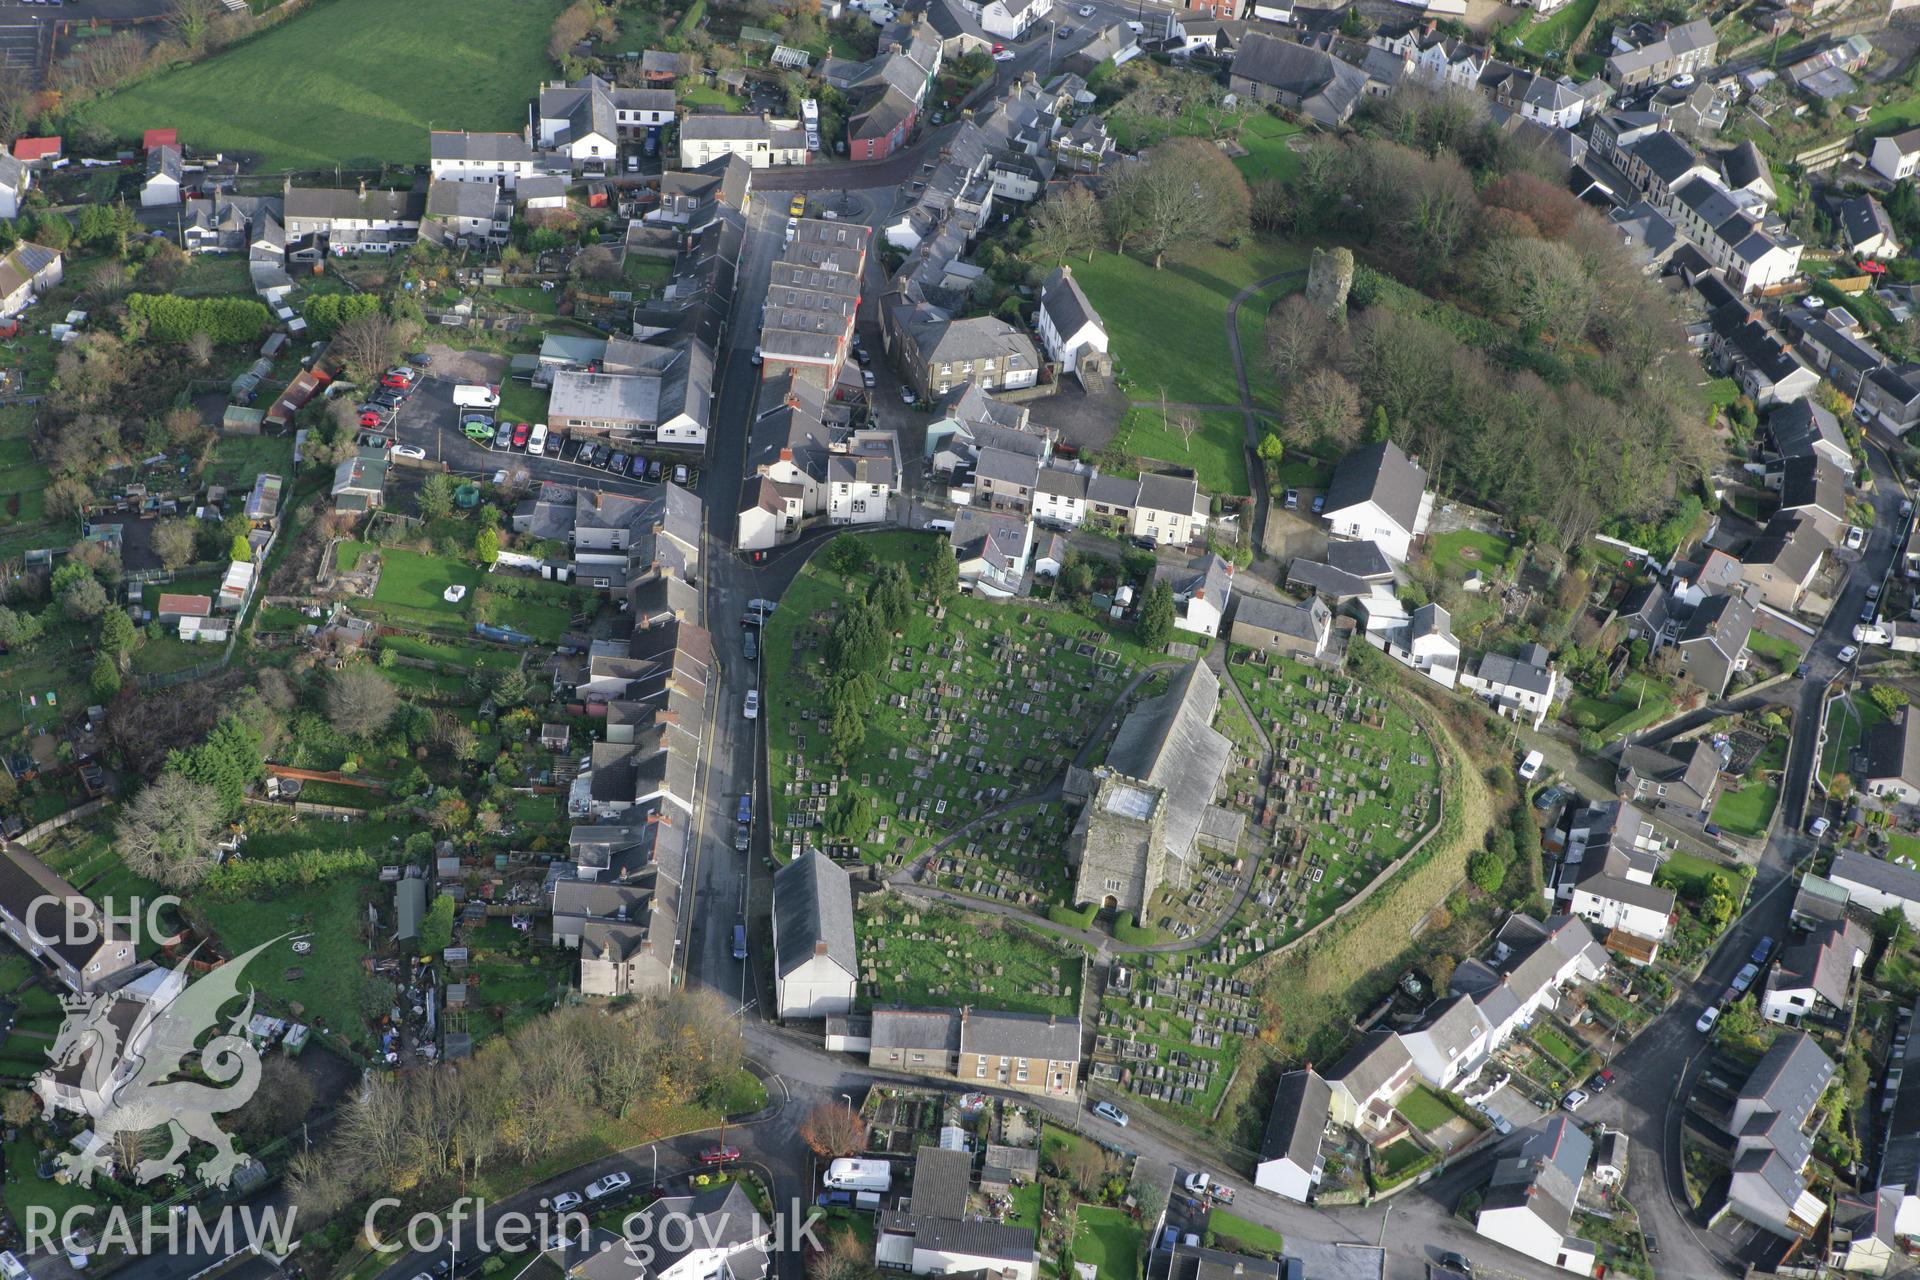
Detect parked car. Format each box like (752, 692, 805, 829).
(899, 385, 916, 405)
(854, 345, 871, 365)
(1077, 3, 1094, 12)
(861, 368, 876, 388)
(1131, 536, 1158, 551)
(463, 421, 494, 443)
(1283, 487, 1298, 509)
(648, 457, 663, 482)
(577, 442, 600, 467)
(993, 49, 1015, 60)
(1696, 1006, 1720, 1034)
(1560, 1089, 1589, 1112)
(609, 453, 631, 475)
(1312, 494, 1326, 513)
(789, 195, 806, 217)
(1586, 1069, 1614, 1092)
(493, 421, 514, 450)
(744, 690, 760, 719)
(359, 410, 386, 428)
(1847, 525, 1867, 550)
(551, 1191, 583, 1212)
(743, 629, 758, 661)
(1092, 1100, 1128, 1126)
(586, 1172, 631, 1201)
(1437, 1254, 1474, 1278)
(674, 463, 690, 485)
(392, 444, 426, 461)
(1182, 1172, 1211, 1195)
(512, 421, 531, 449)
(1751, 937, 1776, 966)
(1869, 583, 1882, 601)
(1839, 645, 1859, 664)
(1731, 961, 1761, 995)
(1207, 1185, 1234, 1205)
(406, 352, 433, 366)
(699, 1145, 740, 1165)
(1809, 815, 1831, 838)
(1861, 599, 1878, 623)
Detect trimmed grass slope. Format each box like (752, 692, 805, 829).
(73, 0, 565, 172)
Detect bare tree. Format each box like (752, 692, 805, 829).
(808, 1230, 879, 1280)
(1282, 367, 1362, 449)
(798, 1100, 867, 1158)
(1104, 137, 1250, 268)
(1027, 186, 1104, 264)
(185, 330, 213, 369)
(151, 518, 196, 570)
(333, 312, 401, 384)
(115, 773, 222, 889)
(326, 665, 398, 739)
(1174, 409, 1199, 454)
(0, 63, 33, 143)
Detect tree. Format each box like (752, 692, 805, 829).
(152, 518, 196, 570)
(59, 573, 107, 621)
(1136, 581, 1176, 650)
(1831, 773, 1856, 805)
(115, 773, 223, 889)
(418, 472, 457, 522)
(90, 652, 121, 702)
(419, 894, 456, 957)
(1282, 367, 1362, 449)
(1468, 850, 1506, 894)
(823, 534, 870, 576)
(1871, 685, 1910, 717)
(1026, 186, 1105, 264)
(229, 533, 253, 563)
(431, 792, 471, 835)
(326, 665, 399, 739)
(232, 1057, 316, 1150)
(1104, 137, 1250, 267)
(0, 607, 39, 649)
(926, 541, 959, 604)
(186, 330, 214, 369)
(1256, 430, 1285, 465)
(167, 714, 263, 816)
(798, 1100, 867, 1158)
(334, 312, 403, 384)
(474, 527, 500, 565)
(99, 609, 137, 658)
(45, 477, 94, 521)
(168, 0, 219, 51)
(808, 1230, 879, 1280)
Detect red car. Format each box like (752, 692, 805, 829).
(512, 421, 531, 449)
(699, 1145, 740, 1165)
(359, 411, 384, 428)
(992, 42, 1004, 51)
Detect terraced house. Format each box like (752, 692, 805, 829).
(867, 1007, 1082, 1097)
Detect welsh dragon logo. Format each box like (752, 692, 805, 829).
(34, 937, 283, 1189)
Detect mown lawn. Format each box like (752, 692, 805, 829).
(1395, 1083, 1457, 1131)
(1823, 694, 1890, 783)
(1073, 1206, 1142, 1280)
(1207, 1208, 1285, 1255)
(1073, 238, 1310, 409)
(1427, 529, 1515, 581)
(1105, 406, 1248, 496)
(1516, 0, 1598, 53)
(1710, 781, 1779, 838)
(1231, 113, 1303, 184)
(72, 0, 565, 172)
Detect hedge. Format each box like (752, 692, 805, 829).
(127, 293, 272, 345)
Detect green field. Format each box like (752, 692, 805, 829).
(1073, 238, 1309, 409)
(1395, 1083, 1457, 1132)
(72, 0, 566, 172)
(1072, 1206, 1142, 1280)
(1428, 529, 1515, 581)
(1533, 1026, 1585, 1070)
(1106, 407, 1248, 496)
(1207, 1209, 1285, 1256)
(1710, 780, 1779, 838)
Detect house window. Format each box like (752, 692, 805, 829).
(976, 1061, 987, 1078)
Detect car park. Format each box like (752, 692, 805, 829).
(551, 1191, 583, 1212)
(610, 453, 631, 475)
(1697, 1006, 1720, 1033)
(577, 442, 600, 467)
(586, 1172, 631, 1201)
(464, 422, 494, 443)
(392, 445, 426, 461)
(1092, 1100, 1128, 1126)
(529, 423, 549, 454)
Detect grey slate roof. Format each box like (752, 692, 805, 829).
(1325, 1028, 1411, 1102)
(962, 1008, 1080, 1060)
(1040, 265, 1102, 341)
(1768, 918, 1865, 1010)
(1768, 398, 1847, 464)
(1866, 708, 1920, 792)
(1483, 1116, 1591, 1234)
(1259, 1068, 1330, 1173)
(1471, 648, 1554, 696)
(1828, 849, 1920, 904)
(876, 1212, 1035, 1264)
(772, 850, 856, 981)
(1233, 593, 1328, 643)
(1322, 440, 1426, 534)
(430, 130, 536, 164)
(1106, 661, 1231, 861)
(1625, 130, 1703, 185)
(285, 184, 425, 224)
(1138, 472, 1200, 516)
(911, 1145, 973, 1218)
(1676, 591, 1754, 658)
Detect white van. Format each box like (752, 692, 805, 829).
(927, 518, 955, 534)
(1518, 750, 1544, 782)
(528, 423, 549, 455)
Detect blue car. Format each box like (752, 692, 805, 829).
(737, 793, 753, 825)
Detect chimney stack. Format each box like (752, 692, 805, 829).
(815, 940, 830, 956)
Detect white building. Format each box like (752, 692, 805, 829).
(1872, 127, 1920, 183)
(1399, 993, 1490, 1091)
(771, 852, 858, 1021)
(1474, 1116, 1597, 1274)
(1036, 265, 1108, 377)
(1155, 553, 1233, 639)
(0, 153, 29, 220)
(1458, 643, 1558, 730)
(1253, 1069, 1329, 1203)
(827, 430, 901, 528)
(142, 145, 184, 208)
(678, 114, 810, 170)
(875, 1216, 1036, 1280)
(965, 0, 1052, 40)
(428, 130, 541, 189)
(1033, 466, 1088, 528)
(1377, 602, 1460, 689)
(1762, 918, 1865, 1025)
(1321, 440, 1431, 563)
(1828, 850, 1920, 931)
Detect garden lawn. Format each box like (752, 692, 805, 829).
(1395, 1083, 1457, 1132)
(1427, 529, 1514, 581)
(478, 581, 577, 643)
(498, 381, 550, 426)
(1230, 113, 1303, 183)
(191, 875, 380, 1046)
(344, 544, 485, 630)
(1106, 407, 1248, 495)
(1516, 0, 1598, 53)
(1073, 1206, 1142, 1280)
(1073, 239, 1309, 409)
(1746, 629, 1805, 665)
(1710, 780, 1779, 838)
(1656, 848, 1749, 904)
(0, 429, 48, 528)
(72, 0, 566, 172)
(1376, 1139, 1430, 1182)
(204, 435, 295, 492)
(1533, 1026, 1584, 1070)
(1207, 1209, 1284, 1255)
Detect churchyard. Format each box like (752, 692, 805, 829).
(1090, 949, 1261, 1121)
(919, 802, 1079, 911)
(1227, 649, 1444, 946)
(764, 536, 1158, 869)
(855, 900, 1083, 1018)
